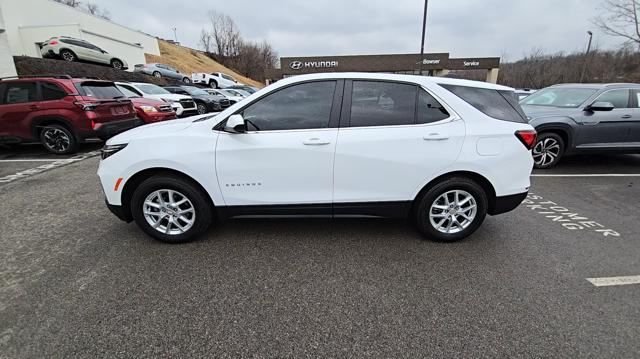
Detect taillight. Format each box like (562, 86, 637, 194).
(515, 130, 537, 150)
(49, 40, 58, 45)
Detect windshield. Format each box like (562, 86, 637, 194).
(136, 84, 171, 95)
(221, 89, 238, 96)
(116, 85, 140, 98)
(520, 88, 598, 108)
(183, 86, 210, 96)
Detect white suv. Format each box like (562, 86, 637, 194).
(98, 73, 536, 243)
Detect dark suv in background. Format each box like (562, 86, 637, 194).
(0, 75, 142, 154)
(521, 83, 640, 168)
(163, 85, 231, 114)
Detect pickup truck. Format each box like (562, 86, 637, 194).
(190, 72, 238, 89)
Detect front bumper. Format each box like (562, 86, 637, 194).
(489, 191, 528, 215)
(105, 200, 132, 222)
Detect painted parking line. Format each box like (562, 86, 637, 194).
(0, 159, 65, 162)
(0, 150, 100, 185)
(587, 275, 640, 287)
(532, 174, 640, 177)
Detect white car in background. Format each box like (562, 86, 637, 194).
(205, 89, 246, 104)
(99, 73, 536, 244)
(115, 82, 198, 117)
(191, 72, 238, 88)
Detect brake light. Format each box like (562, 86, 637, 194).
(74, 101, 98, 111)
(49, 40, 58, 45)
(515, 130, 537, 150)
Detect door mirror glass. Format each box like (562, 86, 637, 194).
(586, 101, 615, 112)
(224, 114, 246, 133)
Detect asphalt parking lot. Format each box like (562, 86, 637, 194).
(1, 145, 639, 358)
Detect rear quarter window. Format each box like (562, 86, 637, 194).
(441, 84, 527, 123)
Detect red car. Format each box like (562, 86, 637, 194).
(0, 75, 142, 154)
(119, 91, 177, 124)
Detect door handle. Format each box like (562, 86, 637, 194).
(621, 114, 632, 119)
(303, 138, 331, 146)
(423, 133, 449, 141)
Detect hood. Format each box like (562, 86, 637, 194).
(106, 116, 199, 145)
(521, 104, 579, 120)
(146, 93, 191, 102)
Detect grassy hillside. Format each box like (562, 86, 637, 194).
(145, 41, 263, 88)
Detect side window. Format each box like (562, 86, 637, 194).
(594, 89, 630, 108)
(117, 85, 141, 98)
(350, 81, 417, 127)
(242, 81, 336, 131)
(417, 89, 450, 124)
(222, 74, 234, 81)
(4, 82, 38, 104)
(41, 82, 68, 101)
(441, 84, 527, 123)
(634, 90, 640, 108)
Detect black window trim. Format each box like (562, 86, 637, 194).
(341, 79, 455, 129)
(215, 79, 344, 132)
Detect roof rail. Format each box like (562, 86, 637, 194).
(0, 74, 73, 81)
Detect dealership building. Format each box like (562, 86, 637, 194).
(265, 53, 500, 84)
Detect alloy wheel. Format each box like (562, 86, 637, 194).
(429, 190, 477, 234)
(143, 189, 196, 235)
(197, 104, 207, 114)
(532, 138, 560, 167)
(42, 127, 71, 153)
(61, 51, 75, 62)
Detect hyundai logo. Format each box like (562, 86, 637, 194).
(290, 61, 303, 70)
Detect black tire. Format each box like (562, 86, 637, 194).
(183, 77, 191, 84)
(39, 124, 78, 155)
(153, 71, 162, 78)
(532, 132, 565, 169)
(59, 49, 76, 62)
(111, 59, 124, 70)
(196, 102, 208, 115)
(131, 175, 213, 243)
(209, 80, 218, 88)
(414, 177, 488, 242)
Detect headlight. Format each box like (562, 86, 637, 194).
(140, 105, 158, 113)
(101, 144, 127, 160)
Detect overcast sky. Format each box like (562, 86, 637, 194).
(98, 0, 621, 62)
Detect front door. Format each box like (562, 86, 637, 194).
(575, 89, 633, 148)
(333, 80, 464, 207)
(216, 80, 342, 209)
(0, 81, 39, 141)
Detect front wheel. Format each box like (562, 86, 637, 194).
(196, 103, 208, 115)
(532, 133, 564, 169)
(131, 175, 213, 243)
(414, 177, 488, 242)
(182, 77, 191, 84)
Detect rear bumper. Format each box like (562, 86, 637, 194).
(88, 117, 143, 139)
(489, 191, 528, 215)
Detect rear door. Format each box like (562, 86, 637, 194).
(575, 89, 632, 148)
(332, 80, 464, 208)
(0, 81, 40, 140)
(627, 89, 640, 147)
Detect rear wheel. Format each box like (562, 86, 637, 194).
(414, 177, 488, 242)
(532, 133, 564, 169)
(153, 71, 162, 78)
(111, 59, 124, 70)
(209, 80, 218, 88)
(183, 77, 191, 84)
(40, 124, 77, 154)
(59, 49, 76, 62)
(131, 175, 213, 243)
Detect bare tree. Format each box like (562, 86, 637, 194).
(207, 11, 241, 58)
(200, 29, 212, 54)
(85, 3, 111, 20)
(594, 0, 640, 47)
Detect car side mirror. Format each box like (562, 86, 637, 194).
(224, 114, 246, 133)
(585, 101, 615, 112)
